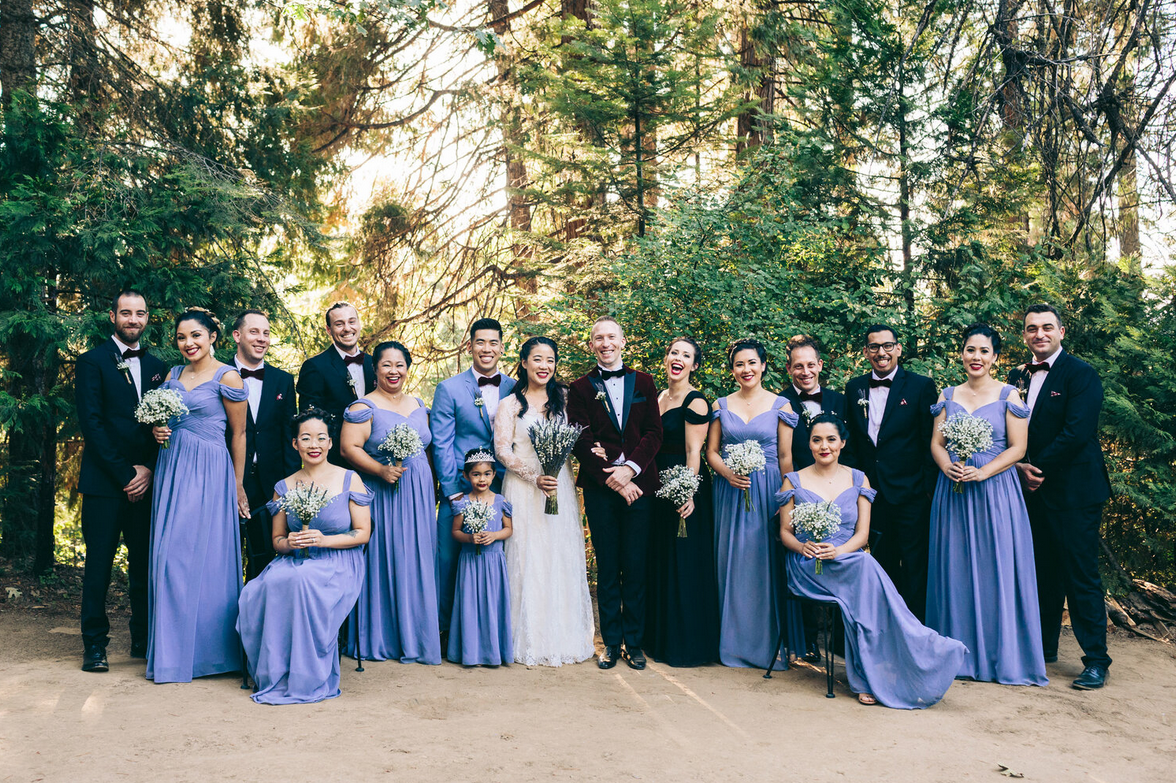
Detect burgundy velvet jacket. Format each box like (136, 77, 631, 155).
(567, 366, 664, 495)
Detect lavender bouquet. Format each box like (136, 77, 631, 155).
(134, 388, 189, 449)
(723, 439, 766, 511)
(790, 500, 842, 574)
(656, 464, 702, 538)
(527, 419, 585, 515)
(938, 411, 994, 493)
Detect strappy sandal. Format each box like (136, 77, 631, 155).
(857, 692, 877, 706)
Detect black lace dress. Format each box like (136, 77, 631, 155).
(644, 390, 720, 666)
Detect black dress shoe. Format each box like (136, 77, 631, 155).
(598, 645, 621, 669)
(803, 642, 821, 664)
(1043, 654, 1058, 664)
(130, 640, 148, 659)
(1072, 665, 1108, 690)
(439, 630, 449, 657)
(623, 646, 646, 670)
(82, 645, 109, 673)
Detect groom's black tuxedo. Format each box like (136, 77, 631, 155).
(239, 361, 299, 578)
(1008, 350, 1112, 668)
(843, 366, 937, 620)
(780, 385, 851, 470)
(75, 337, 167, 651)
(296, 347, 375, 466)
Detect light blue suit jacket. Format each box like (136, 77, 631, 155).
(431, 368, 516, 497)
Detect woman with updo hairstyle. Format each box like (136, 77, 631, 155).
(237, 408, 372, 703)
(642, 336, 720, 665)
(146, 307, 249, 683)
(493, 335, 594, 666)
(704, 337, 803, 668)
(776, 413, 965, 708)
(926, 323, 1047, 685)
(341, 340, 442, 665)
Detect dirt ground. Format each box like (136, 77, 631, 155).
(1, 607, 1173, 783)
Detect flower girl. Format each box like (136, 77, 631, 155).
(447, 449, 514, 666)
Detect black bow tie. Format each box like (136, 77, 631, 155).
(121, 347, 145, 360)
(342, 353, 364, 367)
(239, 366, 265, 380)
(869, 377, 893, 389)
(599, 367, 626, 381)
(797, 390, 823, 403)
(1026, 362, 1051, 374)
(477, 375, 501, 387)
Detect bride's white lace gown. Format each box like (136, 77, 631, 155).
(493, 394, 595, 666)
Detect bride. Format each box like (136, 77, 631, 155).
(493, 336, 595, 666)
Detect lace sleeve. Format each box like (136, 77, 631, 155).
(493, 397, 540, 484)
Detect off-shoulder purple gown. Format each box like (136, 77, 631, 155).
(343, 398, 441, 664)
(447, 494, 513, 666)
(927, 386, 1048, 685)
(237, 472, 372, 704)
(711, 396, 804, 668)
(147, 365, 246, 683)
(780, 469, 966, 709)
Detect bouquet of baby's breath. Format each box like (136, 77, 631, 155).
(790, 501, 843, 574)
(379, 423, 424, 492)
(938, 411, 995, 493)
(460, 499, 496, 556)
(527, 419, 585, 515)
(134, 388, 189, 449)
(656, 465, 702, 538)
(723, 440, 766, 511)
(280, 481, 334, 560)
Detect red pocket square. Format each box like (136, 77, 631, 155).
(151, 374, 162, 382)
(900, 399, 908, 405)
(276, 393, 283, 400)
(1050, 390, 1061, 397)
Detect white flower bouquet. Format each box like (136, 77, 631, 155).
(527, 419, 585, 515)
(790, 500, 843, 574)
(723, 439, 766, 511)
(134, 388, 189, 449)
(378, 423, 424, 493)
(656, 464, 702, 537)
(460, 499, 496, 556)
(280, 481, 334, 559)
(938, 411, 995, 493)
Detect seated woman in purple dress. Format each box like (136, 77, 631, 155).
(447, 449, 514, 666)
(778, 414, 966, 709)
(341, 340, 441, 664)
(927, 324, 1047, 686)
(237, 408, 372, 704)
(147, 309, 248, 683)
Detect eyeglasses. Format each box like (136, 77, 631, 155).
(865, 342, 898, 353)
(298, 435, 331, 445)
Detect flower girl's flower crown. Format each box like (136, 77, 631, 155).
(465, 449, 495, 466)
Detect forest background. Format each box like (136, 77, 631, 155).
(1, 0, 1174, 636)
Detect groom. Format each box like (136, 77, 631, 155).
(568, 316, 663, 670)
(430, 318, 515, 644)
(75, 289, 167, 672)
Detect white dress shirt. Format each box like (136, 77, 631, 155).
(598, 365, 640, 476)
(112, 335, 143, 399)
(793, 385, 822, 419)
(474, 369, 502, 426)
(336, 345, 365, 394)
(235, 358, 264, 421)
(867, 371, 895, 445)
(1026, 346, 1063, 412)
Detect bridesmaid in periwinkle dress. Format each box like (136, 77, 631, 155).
(705, 338, 804, 668)
(147, 309, 248, 683)
(448, 451, 514, 666)
(644, 337, 719, 666)
(237, 409, 372, 704)
(778, 413, 967, 709)
(341, 340, 441, 665)
(927, 324, 1047, 685)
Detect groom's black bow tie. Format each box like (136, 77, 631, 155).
(599, 368, 627, 381)
(239, 366, 265, 380)
(121, 347, 146, 360)
(797, 390, 823, 403)
(477, 375, 501, 387)
(868, 377, 893, 389)
(1026, 362, 1051, 374)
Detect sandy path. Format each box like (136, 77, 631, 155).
(1, 610, 1173, 782)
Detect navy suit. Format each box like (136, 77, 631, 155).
(780, 386, 851, 469)
(1009, 351, 1112, 668)
(296, 347, 375, 466)
(75, 338, 167, 650)
(430, 368, 516, 631)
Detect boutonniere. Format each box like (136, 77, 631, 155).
(474, 396, 485, 408)
(114, 355, 133, 384)
(595, 391, 607, 402)
(802, 407, 817, 426)
(346, 375, 356, 390)
(857, 391, 869, 411)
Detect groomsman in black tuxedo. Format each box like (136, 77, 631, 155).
(844, 324, 937, 621)
(782, 335, 851, 469)
(232, 310, 299, 579)
(75, 290, 168, 672)
(296, 302, 375, 465)
(1009, 303, 1112, 690)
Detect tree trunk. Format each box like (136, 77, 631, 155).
(897, 72, 916, 331)
(0, 0, 37, 109)
(736, 2, 774, 155)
